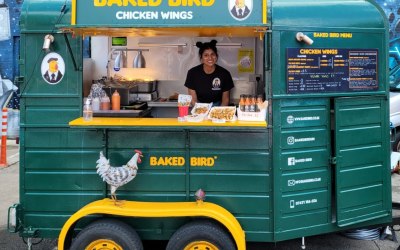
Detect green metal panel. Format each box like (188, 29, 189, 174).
(25, 172, 101, 191)
(190, 172, 269, 193)
(281, 149, 329, 171)
(190, 131, 268, 149)
(281, 169, 329, 193)
(24, 193, 103, 212)
(73, 1, 263, 27)
(235, 217, 272, 241)
(107, 130, 187, 201)
(25, 150, 100, 169)
(189, 151, 269, 172)
(272, 30, 387, 97)
(334, 96, 391, 227)
(189, 131, 272, 241)
(20, 0, 71, 32)
(19, 33, 82, 140)
(272, 0, 386, 30)
(22, 128, 104, 209)
(277, 209, 329, 233)
(24, 128, 103, 148)
(19, 34, 81, 97)
(273, 98, 331, 236)
(25, 107, 80, 126)
(280, 128, 328, 150)
(21, 0, 386, 33)
(202, 195, 270, 215)
(108, 130, 186, 149)
(120, 170, 186, 193)
(281, 190, 328, 214)
(23, 98, 80, 127)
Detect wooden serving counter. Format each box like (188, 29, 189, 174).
(69, 117, 267, 128)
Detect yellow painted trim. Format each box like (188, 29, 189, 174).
(263, 0, 267, 24)
(71, 0, 76, 25)
(69, 117, 267, 127)
(58, 199, 246, 250)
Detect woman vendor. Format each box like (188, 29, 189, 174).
(185, 40, 234, 106)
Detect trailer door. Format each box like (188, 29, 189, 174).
(334, 96, 390, 227)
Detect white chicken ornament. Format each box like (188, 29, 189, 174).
(96, 150, 143, 203)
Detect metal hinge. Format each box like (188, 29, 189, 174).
(330, 157, 337, 165)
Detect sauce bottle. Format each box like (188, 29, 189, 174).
(101, 96, 110, 110)
(244, 95, 251, 112)
(256, 95, 263, 112)
(83, 99, 93, 121)
(112, 90, 120, 111)
(239, 94, 245, 112)
(92, 97, 100, 111)
(249, 95, 256, 112)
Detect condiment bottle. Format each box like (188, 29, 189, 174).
(249, 95, 256, 112)
(112, 90, 120, 111)
(111, 90, 120, 110)
(92, 97, 100, 111)
(244, 95, 251, 112)
(256, 95, 263, 112)
(83, 99, 93, 121)
(239, 94, 245, 112)
(101, 96, 110, 110)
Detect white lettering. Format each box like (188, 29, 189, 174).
(294, 137, 315, 143)
(294, 116, 320, 121)
(288, 157, 313, 166)
(292, 199, 318, 207)
(115, 11, 193, 20)
(116, 11, 158, 19)
(288, 178, 322, 186)
(160, 11, 193, 19)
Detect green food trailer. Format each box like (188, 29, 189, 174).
(9, 0, 392, 249)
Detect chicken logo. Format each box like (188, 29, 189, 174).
(229, 0, 253, 21)
(41, 52, 65, 85)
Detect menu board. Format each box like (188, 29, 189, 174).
(287, 48, 378, 93)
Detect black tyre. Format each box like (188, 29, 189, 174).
(393, 133, 400, 152)
(166, 220, 236, 250)
(70, 218, 143, 250)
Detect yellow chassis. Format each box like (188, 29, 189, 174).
(58, 198, 245, 250)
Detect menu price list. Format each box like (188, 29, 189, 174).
(286, 48, 378, 94)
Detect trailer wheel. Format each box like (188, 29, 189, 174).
(70, 218, 143, 250)
(166, 220, 236, 250)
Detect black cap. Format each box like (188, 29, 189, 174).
(47, 58, 58, 63)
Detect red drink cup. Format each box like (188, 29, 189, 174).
(178, 106, 189, 117)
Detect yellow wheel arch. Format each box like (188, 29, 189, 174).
(58, 198, 245, 250)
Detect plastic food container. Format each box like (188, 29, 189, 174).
(208, 106, 236, 122)
(191, 103, 212, 116)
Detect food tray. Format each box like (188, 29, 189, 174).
(208, 106, 236, 122)
(191, 103, 212, 116)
